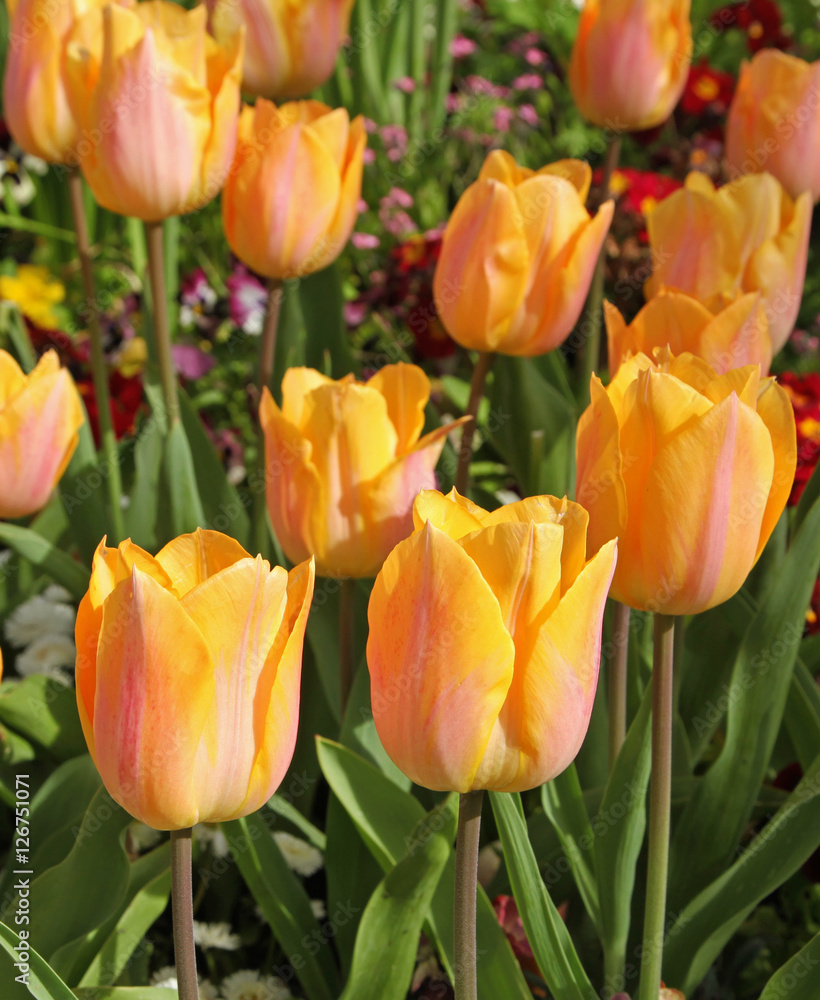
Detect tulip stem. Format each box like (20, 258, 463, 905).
(145, 221, 180, 426)
(455, 352, 494, 495)
(638, 613, 675, 1000)
(454, 789, 484, 1000)
(170, 828, 200, 1000)
(258, 279, 284, 399)
(608, 601, 631, 771)
(577, 134, 621, 407)
(67, 169, 125, 543)
(339, 578, 356, 715)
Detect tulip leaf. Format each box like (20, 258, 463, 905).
(300, 264, 358, 379)
(663, 750, 820, 994)
(0, 675, 87, 761)
(317, 738, 533, 1000)
(758, 932, 820, 1000)
(338, 806, 451, 1000)
(224, 812, 340, 1000)
(0, 523, 89, 600)
(125, 417, 165, 550)
(162, 419, 206, 537)
(668, 490, 820, 911)
(784, 657, 820, 771)
(491, 791, 597, 1000)
(74, 991, 176, 1000)
(541, 764, 601, 934)
(0, 922, 77, 1000)
(59, 396, 113, 560)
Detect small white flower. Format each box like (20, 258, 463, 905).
(195, 823, 231, 858)
(310, 899, 327, 921)
(193, 921, 241, 951)
(15, 634, 75, 683)
(41, 584, 72, 604)
(221, 969, 292, 1000)
(128, 821, 163, 853)
(5, 595, 76, 647)
(272, 832, 323, 878)
(150, 966, 178, 989)
(199, 979, 220, 1000)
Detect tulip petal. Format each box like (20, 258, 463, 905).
(155, 528, 250, 597)
(699, 293, 772, 375)
(0, 349, 28, 406)
(412, 487, 486, 538)
(755, 379, 797, 559)
(479, 149, 533, 186)
(280, 367, 336, 428)
(327, 113, 366, 257)
(367, 362, 430, 454)
(367, 522, 515, 792)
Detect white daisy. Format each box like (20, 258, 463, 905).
(193, 921, 241, 951)
(221, 969, 292, 1000)
(150, 966, 178, 989)
(15, 634, 75, 683)
(272, 832, 323, 878)
(195, 823, 231, 858)
(310, 899, 327, 921)
(128, 821, 164, 853)
(5, 595, 75, 647)
(41, 584, 73, 604)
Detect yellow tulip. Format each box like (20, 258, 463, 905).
(207, 0, 353, 99)
(569, 0, 692, 131)
(0, 350, 84, 519)
(222, 98, 365, 280)
(726, 50, 820, 203)
(606, 290, 772, 376)
(75, 530, 315, 830)
(367, 489, 617, 793)
(260, 364, 466, 579)
(576, 352, 795, 615)
(644, 171, 811, 354)
(64, 0, 243, 221)
(433, 151, 613, 356)
(3, 0, 109, 163)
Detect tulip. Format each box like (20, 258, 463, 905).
(260, 363, 466, 579)
(207, 0, 353, 99)
(576, 351, 795, 615)
(75, 530, 315, 830)
(606, 290, 772, 376)
(3, 0, 111, 163)
(0, 349, 84, 519)
(64, 0, 243, 221)
(726, 50, 820, 203)
(367, 489, 617, 793)
(644, 171, 811, 354)
(222, 98, 365, 280)
(569, 0, 692, 131)
(433, 151, 613, 356)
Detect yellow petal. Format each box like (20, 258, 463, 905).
(754, 378, 797, 559)
(155, 527, 250, 597)
(280, 366, 336, 429)
(367, 362, 430, 454)
(412, 487, 487, 538)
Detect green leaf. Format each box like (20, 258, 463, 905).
(0, 523, 89, 599)
(74, 990, 176, 1000)
(490, 791, 597, 1000)
(0, 923, 77, 1000)
(224, 812, 340, 1000)
(785, 658, 820, 770)
(0, 676, 87, 760)
(758, 932, 820, 1000)
(339, 805, 451, 1000)
(300, 264, 357, 378)
(60, 397, 112, 561)
(125, 418, 165, 550)
(267, 796, 327, 851)
(163, 420, 206, 536)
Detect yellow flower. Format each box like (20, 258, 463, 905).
(0, 266, 65, 327)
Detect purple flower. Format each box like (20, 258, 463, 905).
(493, 107, 514, 132)
(450, 34, 476, 58)
(171, 343, 216, 380)
(226, 265, 267, 336)
(518, 103, 538, 127)
(179, 268, 217, 331)
(344, 301, 368, 327)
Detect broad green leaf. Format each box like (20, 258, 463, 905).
(785, 658, 820, 770)
(125, 417, 164, 550)
(224, 812, 340, 1000)
(0, 524, 89, 599)
(491, 791, 597, 1000)
(163, 420, 206, 536)
(339, 805, 451, 1000)
(300, 264, 357, 378)
(74, 990, 175, 1000)
(0, 676, 87, 761)
(758, 933, 820, 1000)
(60, 398, 112, 561)
(268, 796, 327, 851)
(0, 923, 76, 1000)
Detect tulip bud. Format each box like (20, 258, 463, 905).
(367, 489, 617, 793)
(64, 0, 243, 221)
(569, 0, 692, 132)
(222, 99, 365, 280)
(726, 51, 820, 203)
(644, 171, 811, 354)
(606, 291, 772, 377)
(576, 352, 796, 615)
(0, 349, 84, 519)
(207, 0, 353, 99)
(75, 530, 315, 830)
(433, 151, 613, 356)
(261, 364, 467, 579)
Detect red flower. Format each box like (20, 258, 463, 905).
(77, 371, 144, 444)
(594, 167, 683, 218)
(780, 371, 820, 505)
(681, 62, 736, 117)
(709, 1, 791, 53)
(493, 895, 543, 983)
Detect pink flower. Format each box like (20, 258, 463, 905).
(394, 76, 416, 93)
(518, 104, 538, 127)
(172, 343, 216, 380)
(381, 187, 414, 209)
(226, 265, 267, 336)
(525, 47, 547, 66)
(344, 301, 368, 326)
(352, 232, 380, 249)
(493, 107, 514, 132)
(364, 148, 376, 164)
(512, 73, 541, 90)
(450, 34, 477, 58)
(364, 118, 378, 133)
(465, 75, 509, 99)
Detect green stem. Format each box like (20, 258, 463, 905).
(578, 135, 621, 407)
(170, 828, 200, 1000)
(454, 352, 493, 496)
(608, 601, 631, 771)
(145, 221, 179, 426)
(339, 577, 356, 715)
(638, 613, 675, 1000)
(258, 279, 284, 400)
(454, 789, 484, 1000)
(67, 169, 125, 543)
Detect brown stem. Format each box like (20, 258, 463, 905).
(170, 828, 200, 1000)
(608, 601, 631, 771)
(454, 352, 494, 496)
(454, 789, 484, 1000)
(258, 279, 284, 399)
(339, 577, 356, 715)
(145, 221, 179, 426)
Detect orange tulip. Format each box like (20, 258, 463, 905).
(75, 530, 314, 830)
(576, 352, 795, 615)
(64, 0, 243, 221)
(569, 0, 692, 131)
(726, 50, 820, 203)
(260, 364, 466, 579)
(433, 151, 613, 356)
(207, 0, 353, 99)
(222, 98, 365, 280)
(644, 172, 811, 354)
(606, 290, 772, 376)
(0, 350, 84, 519)
(3, 0, 110, 163)
(367, 489, 617, 793)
